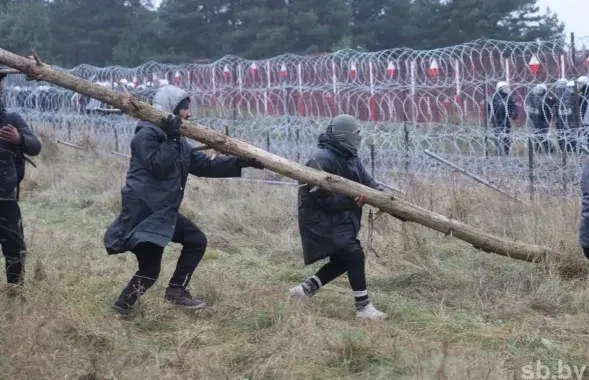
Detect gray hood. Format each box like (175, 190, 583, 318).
(326, 114, 362, 156)
(153, 84, 189, 113)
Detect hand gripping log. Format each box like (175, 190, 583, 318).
(0, 48, 558, 263)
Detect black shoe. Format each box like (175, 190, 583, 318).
(6, 252, 25, 286)
(111, 285, 141, 317)
(164, 287, 207, 309)
(111, 298, 137, 316)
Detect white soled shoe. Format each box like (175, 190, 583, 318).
(289, 283, 313, 301)
(355, 300, 388, 320)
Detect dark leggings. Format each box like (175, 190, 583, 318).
(314, 245, 366, 291)
(0, 201, 26, 284)
(120, 213, 207, 299)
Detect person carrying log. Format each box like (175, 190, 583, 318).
(0, 66, 41, 291)
(290, 114, 388, 320)
(104, 84, 263, 316)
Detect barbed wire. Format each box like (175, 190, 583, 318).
(3, 37, 589, 198)
(3, 37, 589, 121)
(16, 110, 586, 199)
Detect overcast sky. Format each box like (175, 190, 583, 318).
(537, 0, 589, 37)
(151, 0, 589, 39)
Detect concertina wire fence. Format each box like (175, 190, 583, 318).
(3, 37, 589, 198)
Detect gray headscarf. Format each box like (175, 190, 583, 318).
(327, 114, 362, 155)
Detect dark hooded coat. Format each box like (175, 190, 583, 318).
(297, 133, 380, 265)
(0, 110, 41, 201)
(0, 107, 41, 251)
(556, 83, 577, 130)
(525, 89, 555, 132)
(488, 91, 518, 132)
(104, 85, 244, 254)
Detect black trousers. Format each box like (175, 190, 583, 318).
(119, 213, 207, 300)
(0, 201, 26, 284)
(314, 243, 367, 292)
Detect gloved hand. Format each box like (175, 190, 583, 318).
(237, 157, 264, 169)
(160, 115, 182, 140)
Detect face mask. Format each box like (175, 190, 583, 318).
(328, 114, 362, 154)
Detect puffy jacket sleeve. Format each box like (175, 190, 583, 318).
(189, 149, 242, 178)
(302, 156, 359, 212)
(9, 113, 41, 156)
(579, 160, 589, 248)
(131, 126, 181, 180)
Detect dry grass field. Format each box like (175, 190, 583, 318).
(1, 131, 589, 380)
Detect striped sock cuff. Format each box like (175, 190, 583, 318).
(354, 290, 369, 303)
(311, 275, 322, 288)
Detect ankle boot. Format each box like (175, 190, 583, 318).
(112, 280, 145, 316)
(164, 287, 206, 309)
(5, 252, 25, 286)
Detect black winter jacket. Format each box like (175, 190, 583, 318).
(297, 133, 380, 265)
(104, 84, 249, 254)
(556, 88, 577, 130)
(488, 92, 518, 131)
(525, 92, 555, 131)
(103, 121, 246, 254)
(0, 110, 41, 200)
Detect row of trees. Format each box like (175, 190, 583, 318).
(0, 0, 565, 68)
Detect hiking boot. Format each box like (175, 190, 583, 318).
(5, 252, 25, 286)
(355, 299, 388, 320)
(164, 287, 207, 310)
(111, 292, 140, 317)
(111, 298, 137, 317)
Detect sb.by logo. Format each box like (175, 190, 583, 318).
(521, 360, 586, 380)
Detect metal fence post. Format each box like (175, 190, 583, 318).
(528, 137, 534, 200)
(404, 124, 410, 175)
(112, 123, 119, 152)
(370, 143, 375, 178)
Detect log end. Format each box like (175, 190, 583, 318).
(472, 244, 545, 264)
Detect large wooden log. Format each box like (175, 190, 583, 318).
(0, 48, 558, 263)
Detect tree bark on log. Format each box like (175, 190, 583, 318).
(0, 48, 558, 263)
